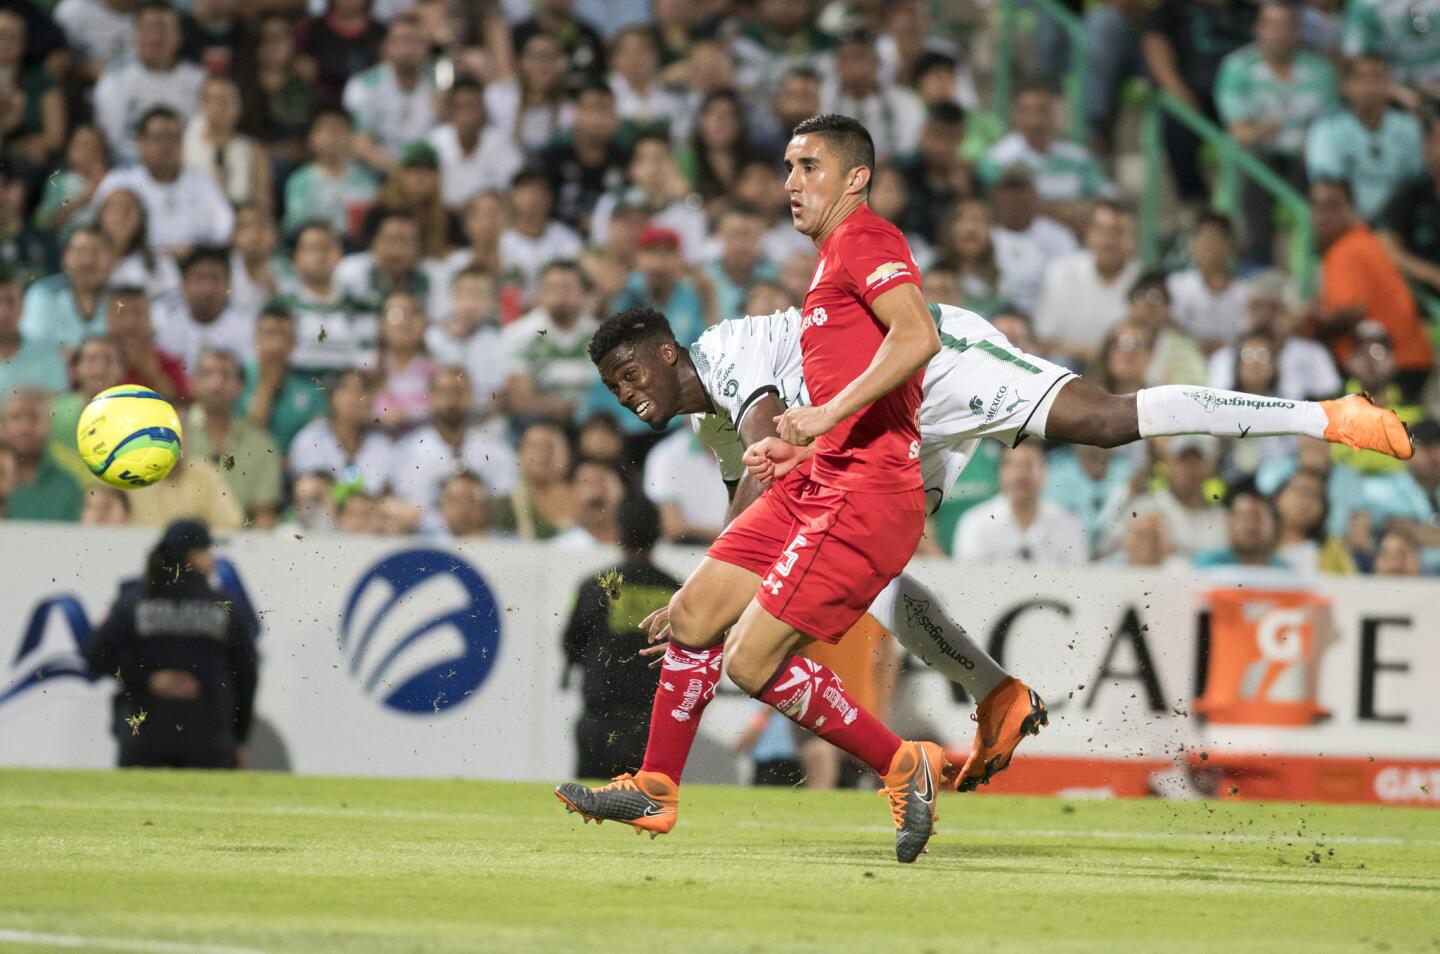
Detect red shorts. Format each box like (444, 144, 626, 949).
(706, 470, 926, 643)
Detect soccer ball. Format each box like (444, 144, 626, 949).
(76, 385, 183, 489)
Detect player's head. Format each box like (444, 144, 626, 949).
(588, 306, 683, 430)
(785, 113, 875, 238)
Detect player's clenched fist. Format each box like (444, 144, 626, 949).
(743, 436, 814, 484)
(774, 404, 839, 445)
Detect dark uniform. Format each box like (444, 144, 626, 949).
(562, 559, 679, 779)
(87, 568, 258, 769)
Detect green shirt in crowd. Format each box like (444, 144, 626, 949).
(1215, 45, 1339, 157)
(1306, 109, 1425, 222)
(183, 405, 284, 518)
(6, 453, 83, 521)
(236, 359, 327, 455)
(1343, 0, 1440, 88)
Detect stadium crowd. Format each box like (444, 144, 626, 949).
(0, 0, 1435, 579)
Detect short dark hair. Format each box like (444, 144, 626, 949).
(1092, 198, 1135, 222)
(449, 75, 484, 97)
(510, 166, 551, 191)
(292, 219, 339, 250)
(574, 80, 616, 103)
(571, 455, 625, 483)
(135, 0, 175, 18)
(587, 306, 677, 365)
(631, 130, 673, 154)
(309, 106, 354, 134)
(180, 245, 230, 275)
(791, 113, 876, 183)
(0, 264, 20, 288)
(108, 284, 147, 302)
(137, 106, 181, 138)
(539, 259, 586, 288)
(1194, 211, 1234, 236)
(926, 101, 966, 127)
(259, 302, 294, 321)
(1128, 270, 1170, 304)
(619, 493, 662, 552)
(913, 50, 958, 78)
(1224, 477, 1274, 515)
(781, 65, 822, 87)
(1313, 177, 1355, 204)
(372, 209, 420, 240)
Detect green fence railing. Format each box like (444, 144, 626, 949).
(1138, 88, 1317, 294)
(992, 0, 1086, 142)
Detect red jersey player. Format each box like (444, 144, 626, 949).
(557, 115, 949, 864)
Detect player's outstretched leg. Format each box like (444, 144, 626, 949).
(555, 771, 679, 839)
(868, 574, 1047, 791)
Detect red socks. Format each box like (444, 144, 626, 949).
(638, 640, 724, 783)
(756, 656, 902, 775)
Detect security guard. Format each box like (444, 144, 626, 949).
(87, 520, 258, 769)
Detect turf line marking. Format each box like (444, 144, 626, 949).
(0, 930, 265, 953)
(733, 821, 1440, 848)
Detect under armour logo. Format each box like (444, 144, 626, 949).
(761, 575, 783, 595)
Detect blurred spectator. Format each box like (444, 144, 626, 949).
(1080, 1, 1147, 156)
(1035, 201, 1140, 367)
(0, 10, 64, 166)
(106, 285, 189, 401)
(953, 442, 1086, 564)
(127, 449, 244, 530)
(1045, 443, 1135, 559)
(894, 101, 970, 244)
(34, 125, 111, 239)
(184, 76, 270, 209)
(743, 281, 791, 317)
(47, 336, 124, 482)
(94, 107, 236, 255)
(283, 471, 337, 532)
(491, 418, 574, 540)
(590, 133, 705, 264)
(1124, 272, 1207, 387)
(867, 165, 927, 265)
(336, 210, 430, 314)
(821, 31, 924, 161)
(562, 492, 676, 778)
(751, 65, 822, 162)
(1372, 525, 1422, 577)
(500, 168, 583, 293)
(501, 260, 598, 423)
(55, 0, 135, 82)
(612, 226, 704, 347)
(0, 266, 65, 404)
(1142, 0, 1256, 204)
(288, 368, 392, 494)
(280, 221, 370, 372)
(540, 82, 625, 233)
(488, 32, 573, 154)
(666, 36, 737, 142)
(731, 0, 834, 101)
(1309, 179, 1432, 400)
(426, 266, 505, 412)
(936, 198, 1002, 317)
(227, 204, 285, 321)
(512, 0, 606, 94)
(643, 427, 725, 545)
(239, 13, 318, 166)
(342, 13, 437, 173)
(1305, 54, 1423, 223)
(1207, 270, 1341, 400)
(281, 109, 381, 245)
(439, 192, 506, 294)
(1166, 212, 1248, 351)
(1101, 434, 1226, 558)
(364, 142, 462, 262)
(1338, 323, 1425, 467)
(1274, 468, 1356, 574)
(0, 165, 54, 282)
(97, 188, 181, 309)
(777, 250, 817, 307)
(370, 291, 434, 430)
(297, 0, 385, 109)
(80, 484, 131, 526)
(979, 86, 1113, 228)
(553, 456, 624, 548)
(1215, 330, 1297, 480)
(576, 412, 623, 463)
(988, 164, 1078, 316)
(437, 470, 490, 539)
(735, 158, 811, 268)
(0, 388, 81, 520)
(1215, 1, 1338, 264)
(178, 0, 244, 69)
(683, 89, 753, 204)
(390, 365, 517, 520)
(238, 304, 325, 456)
(93, 2, 204, 164)
(1357, 419, 1440, 574)
(1377, 118, 1440, 303)
(1108, 510, 1179, 568)
(427, 77, 523, 211)
(335, 487, 382, 534)
(1194, 481, 1286, 568)
(159, 247, 254, 371)
(1341, 0, 1440, 101)
(185, 349, 282, 527)
(608, 25, 681, 136)
(1257, 435, 1368, 542)
(702, 203, 779, 325)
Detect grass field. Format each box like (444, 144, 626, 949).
(1, 769, 1437, 954)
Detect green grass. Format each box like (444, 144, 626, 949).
(1, 769, 1438, 953)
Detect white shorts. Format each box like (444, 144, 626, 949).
(918, 309, 1075, 514)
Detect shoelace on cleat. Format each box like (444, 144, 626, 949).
(595, 773, 641, 794)
(877, 782, 909, 830)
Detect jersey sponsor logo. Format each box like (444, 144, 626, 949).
(968, 395, 984, 416)
(340, 548, 501, 714)
(1185, 389, 1295, 414)
(1005, 390, 1031, 415)
(984, 386, 1010, 423)
(722, 379, 738, 398)
(801, 307, 828, 329)
(865, 261, 912, 289)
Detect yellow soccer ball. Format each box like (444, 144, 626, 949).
(76, 385, 183, 489)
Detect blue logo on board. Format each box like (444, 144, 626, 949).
(339, 549, 501, 714)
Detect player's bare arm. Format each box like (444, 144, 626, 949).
(775, 283, 939, 445)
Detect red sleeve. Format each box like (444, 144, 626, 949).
(834, 222, 922, 307)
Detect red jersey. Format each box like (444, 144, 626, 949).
(800, 204, 924, 492)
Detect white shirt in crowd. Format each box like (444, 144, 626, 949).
(588, 195, 708, 266)
(153, 301, 256, 371)
(1166, 270, 1249, 345)
(820, 83, 926, 160)
(425, 323, 508, 408)
(287, 420, 394, 494)
(608, 75, 685, 131)
(498, 223, 584, 291)
(484, 78, 574, 154)
(182, 119, 262, 205)
(643, 430, 729, 532)
(1206, 337, 1343, 401)
(1034, 252, 1141, 354)
(342, 64, 438, 160)
(1100, 489, 1227, 558)
(94, 165, 235, 249)
(54, 0, 133, 74)
(92, 60, 206, 163)
(992, 216, 1079, 315)
(426, 124, 524, 209)
(952, 496, 1088, 564)
(551, 525, 607, 549)
(389, 421, 519, 526)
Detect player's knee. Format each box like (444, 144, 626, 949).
(724, 642, 770, 696)
(666, 587, 721, 649)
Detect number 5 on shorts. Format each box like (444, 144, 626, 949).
(776, 534, 808, 578)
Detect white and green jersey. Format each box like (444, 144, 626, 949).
(341, 64, 438, 159)
(1215, 46, 1339, 157)
(1305, 109, 1425, 221)
(282, 162, 379, 237)
(498, 308, 600, 418)
(278, 283, 375, 372)
(687, 303, 1074, 510)
(1342, 0, 1440, 87)
(978, 133, 1114, 203)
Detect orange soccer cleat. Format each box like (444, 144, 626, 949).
(948, 677, 1048, 792)
(554, 771, 678, 838)
(879, 740, 947, 863)
(1321, 393, 1413, 459)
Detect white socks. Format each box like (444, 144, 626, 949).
(868, 574, 1008, 702)
(1136, 386, 1328, 441)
